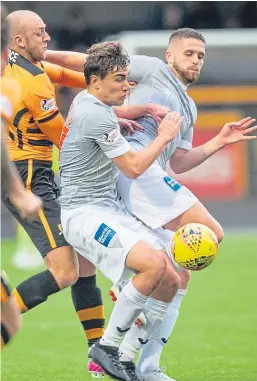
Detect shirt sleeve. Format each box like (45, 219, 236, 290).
(24, 75, 65, 147)
(85, 105, 131, 159)
(128, 55, 162, 83)
(25, 74, 59, 124)
(42, 61, 86, 89)
(177, 127, 193, 150)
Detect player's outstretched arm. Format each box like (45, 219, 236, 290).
(113, 112, 183, 178)
(170, 116, 257, 174)
(45, 50, 87, 72)
(43, 62, 86, 89)
(114, 104, 170, 123)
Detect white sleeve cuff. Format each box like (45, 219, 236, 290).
(105, 141, 131, 158)
(177, 139, 192, 150)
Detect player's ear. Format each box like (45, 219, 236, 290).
(14, 34, 25, 49)
(165, 50, 172, 63)
(90, 75, 100, 89)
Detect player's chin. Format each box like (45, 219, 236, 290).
(39, 50, 47, 61)
(186, 73, 199, 84)
(115, 98, 126, 106)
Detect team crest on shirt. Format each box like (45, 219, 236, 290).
(103, 128, 121, 144)
(40, 98, 56, 112)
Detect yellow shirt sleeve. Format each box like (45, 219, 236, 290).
(24, 75, 65, 147)
(42, 61, 86, 89)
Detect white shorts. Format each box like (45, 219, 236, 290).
(117, 152, 198, 230)
(61, 205, 164, 285)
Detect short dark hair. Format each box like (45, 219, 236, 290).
(84, 41, 130, 85)
(1, 4, 9, 50)
(169, 28, 205, 45)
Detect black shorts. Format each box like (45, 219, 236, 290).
(1, 271, 11, 304)
(1, 159, 68, 257)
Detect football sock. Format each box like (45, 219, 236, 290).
(137, 288, 186, 375)
(71, 275, 105, 347)
(119, 296, 169, 362)
(12, 270, 60, 312)
(100, 280, 148, 348)
(1, 323, 11, 348)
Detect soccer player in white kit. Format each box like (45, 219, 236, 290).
(59, 41, 185, 381)
(116, 29, 257, 381)
(45, 29, 257, 381)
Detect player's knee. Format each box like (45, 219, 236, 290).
(165, 268, 181, 294)
(52, 267, 79, 289)
(213, 222, 224, 243)
(148, 251, 167, 288)
(179, 269, 191, 288)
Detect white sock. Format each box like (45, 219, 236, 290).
(136, 288, 186, 375)
(100, 280, 148, 348)
(119, 297, 169, 362)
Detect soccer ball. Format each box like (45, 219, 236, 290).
(172, 223, 219, 271)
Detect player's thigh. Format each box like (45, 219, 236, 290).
(77, 254, 96, 277)
(118, 162, 197, 229)
(2, 193, 70, 256)
(163, 200, 224, 243)
(44, 246, 79, 283)
(61, 207, 163, 285)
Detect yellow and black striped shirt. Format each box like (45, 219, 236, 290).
(4, 50, 86, 162)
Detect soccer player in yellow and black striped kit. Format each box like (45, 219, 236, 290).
(2, 10, 105, 373)
(1, 4, 42, 349)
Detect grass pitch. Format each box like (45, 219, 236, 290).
(1, 235, 257, 381)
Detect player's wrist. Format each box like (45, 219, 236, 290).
(155, 134, 171, 146)
(213, 134, 226, 150)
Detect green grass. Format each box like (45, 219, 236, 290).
(1, 235, 257, 381)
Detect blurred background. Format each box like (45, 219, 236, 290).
(2, 1, 257, 239)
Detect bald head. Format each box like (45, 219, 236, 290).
(6, 10, 50, 63)
(7, 10, 44, 39)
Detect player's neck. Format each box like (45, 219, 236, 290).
(87, 89, 109, 106)
(169, 65, 189, 89)
(9, 46, 38, 64)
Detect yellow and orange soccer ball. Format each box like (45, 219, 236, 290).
(172, 223, 219, 271)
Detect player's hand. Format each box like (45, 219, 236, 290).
(158, 112, 183, 142)
(10, 190, 42, 221)
(147, 104, 171, 123)
(218, 117, 257, 146)
(118, 118, 144, 135)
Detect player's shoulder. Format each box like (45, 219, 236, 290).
(130, 54, 162, 67)
(7, 50, 44, 76)
(7, 51, 51, 88)
(77, 92, 113, 119)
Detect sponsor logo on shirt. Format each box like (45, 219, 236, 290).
(40, 98, 56, 112)
(163, 176, 182, 192)
(94, 223, 116, 247)
(8, 50, 19, 63)
(103, 128, 121, 144)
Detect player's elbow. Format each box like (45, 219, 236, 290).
(169, 162, 184, 175)
(121, 167, 141, 179)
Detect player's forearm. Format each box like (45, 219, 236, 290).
(46, 50, 86, 72)
(171, 135, 224, 174)
(132, 136, 170, 177)
(114, 104, 150, 120)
